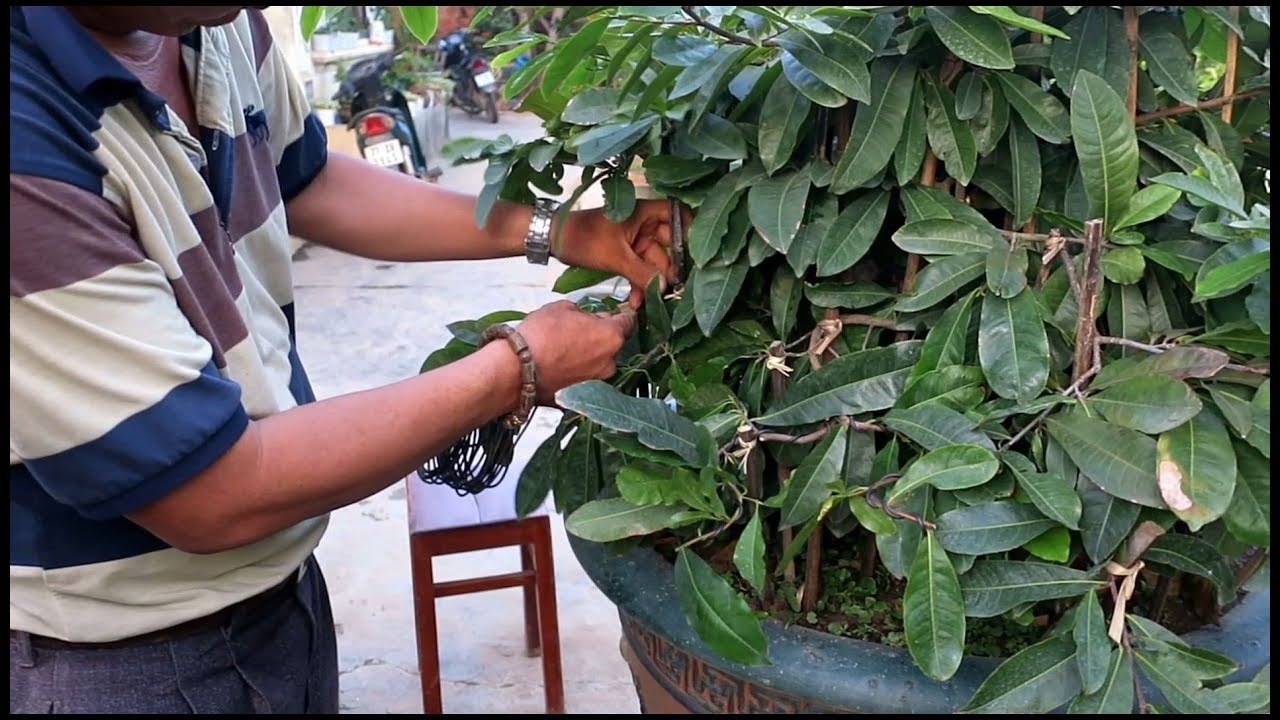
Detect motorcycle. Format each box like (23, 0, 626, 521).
(436, 30, 500, 124)
(332, 52, 435, 179)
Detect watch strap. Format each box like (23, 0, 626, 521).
(524, 197, 561, 265)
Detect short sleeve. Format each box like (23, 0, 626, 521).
(9, 174, 249, 520)
(246, 10, 329, 202)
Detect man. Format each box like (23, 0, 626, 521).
(10, 6, 678, 714)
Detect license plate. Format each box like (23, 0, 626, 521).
(363, 139, 405, 168)
(474, 70, 496, 89)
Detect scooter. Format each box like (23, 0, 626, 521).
(436, 30, 500, 124)
(332, 52, 436, 179)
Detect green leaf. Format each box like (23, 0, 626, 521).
(960, 561, 1104, 618)
(1046, 413, 1163, 508)
(563, 88, 623, 125)
(897, 365, 986, 412)
(901, 184, 993, 227)
(895, 253, 987, 312)
(804, 281, 894, 309)
(1127, 615, 1241, 679)
(674, 44, 746, 105)
(925, 7, 1015, 70)
(1247, 275, 1270, 334)
(887, 444, 1000, 503)
(884, 404, 996, 452)
(674, 549, 770, 666)
(1113, 184, 1182, 231)
(1151, 146, 1246, 218)
(1101, 247, 1146, 285)
(1213, 683, 1271, 713)
(748, 168, 811, 252)
(574, 116, 659, 166)
(557, 380, 716, 466)
(565, 498, 685, 542)
(996, 72, 1071, 144)
(1134, 649, 1232, 715)
(850, 495, 898, 536)
(1090, 376, 1203, 434)
(555, 422, 601, 514)
(769, 269, 804, 342)
(973, 75, 1011, 155)
(652, 33, 716, 66)
(644, 156, 722, 188)
(617, 464, 692, 507)
(1068, 649, 1134, 714)
(1003, 452, 1082, 529)
(913, 289, 978, 379)
(893, 218, 1005, 256)
(922, 74, 978, 185)
(1006, 117, 1042, 227)
(780, 51, 847, 108)
(644, 278, 672, 346)
(894, 83, 929, 182)
(831, 57, 917, 193)
(1106, 281, 1150, 343)
(687, 113, 748, 160)
(1078, 476, 1142, 563)
(775, 30, 872, 103)
(1155, 409, 1237, 531)
(1208, 383, 1254, 438)
(1022, 526, 1070, 562)
(516, 429, 566, 518)
(1073, 590, 1111, 695)
(905, 532, 966, 681)
(961, 636, 1082, 713)
(1248, 380, 1270, 457)
(955, 72, 983, 121)
(971, 6, 1070, 39)
(688, 175, 744, 268)
(734, 511, 767, 597)
(544, 16, 608, 95)
(1138, 26, 1199, 106)
(552, 267, 616, 295)
(398, 6, 439, 45)
(979, 289, 1050, 402)
(1145, 533, 1237, 604)
(1051, 6, 1130, 99)
(1092, 346, 1231, 389)
(1070, 70, 1138, 233)
(758, 75, 812, 175)
(694, 254, 748, 336)
(816, 190, 891, 277)
(602, 173, 637, 223)
(300, 6, 328, 41)
(1224, 441, 1270, 545)
(937, 502, 1057, 555)
(986, 245, 1029, 299)
(757, 342, 922, 426)
(1195, 239, 1270, 300)
(1196, 320, 1270, 358)
(781, 426, 847, 528)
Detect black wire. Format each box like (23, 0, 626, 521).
(416, 413, 535, 496)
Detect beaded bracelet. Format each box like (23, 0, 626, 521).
(479, 323, 537, 429)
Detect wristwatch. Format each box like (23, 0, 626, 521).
(524, 197, 562, 265)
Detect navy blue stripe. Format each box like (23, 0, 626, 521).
(281, 303, 317, 405)
(23, 361, 249, 521)
(11, 465, 170, 569)
(200, 127, 236, 224)
(277, 113, 329, 203)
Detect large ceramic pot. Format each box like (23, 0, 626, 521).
(568, 536, 1270, 714)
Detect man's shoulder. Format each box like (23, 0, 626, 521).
(9, 21, 109, 193)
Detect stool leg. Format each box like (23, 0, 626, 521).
(531, 518, 565, 714)
(409, 536, 444, 715)
(520, 542, 541, 658)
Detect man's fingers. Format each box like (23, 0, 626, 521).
(608, 305, 638, 338)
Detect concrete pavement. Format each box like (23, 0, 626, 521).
(295, 111, 641, 714)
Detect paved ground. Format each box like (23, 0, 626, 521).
(294, 110, 642, 714)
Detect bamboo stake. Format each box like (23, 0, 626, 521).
(1135, 88, 1268, 124)
(1124, 7, 1141, 118)
(801, 521, 823, 613)
(1072, 220, 1105, 384)
(769, 344, 796, 587)
(1222, 6, 1240, 123)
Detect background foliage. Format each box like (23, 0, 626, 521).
(413, 5, 1270, 714)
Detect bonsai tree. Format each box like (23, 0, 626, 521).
(359, 5, 1270, 714)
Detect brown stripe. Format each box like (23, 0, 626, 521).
(172, 250, 250, 368)
(246, 9, 275, 71)
(10, 175, 142, 298)
(187, 205, 245, 298)
(227, 130, 283, 244)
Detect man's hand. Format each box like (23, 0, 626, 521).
(556, 199, 692, 309)
(516, 300, 637, 404)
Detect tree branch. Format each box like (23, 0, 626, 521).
(680, 6, 775, 46)
(1135, 87, 1269, 125)
(1097, 336, 1271, 377)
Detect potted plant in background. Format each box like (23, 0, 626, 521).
(376, 5, 1270, 714)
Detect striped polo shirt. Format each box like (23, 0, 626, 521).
(10, 7, 330, 642)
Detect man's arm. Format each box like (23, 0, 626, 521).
(285, 152, 681, 306)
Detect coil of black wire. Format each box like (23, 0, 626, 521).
(416, 415, 534, 497)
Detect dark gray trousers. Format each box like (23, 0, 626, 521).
(9, 555, 339, 714)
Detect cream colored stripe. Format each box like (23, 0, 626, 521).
(10, 262, 213, 459)
(9, 517, 326, 642)
(234, 203, 296, 307)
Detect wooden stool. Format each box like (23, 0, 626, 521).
(406, 476, 565, 714)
